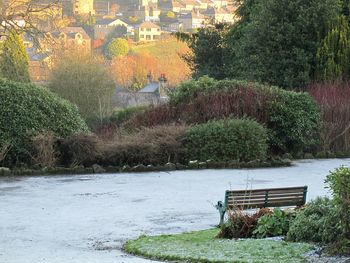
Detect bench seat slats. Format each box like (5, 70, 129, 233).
(226, 186, 305, 194)
(227, 193, 304, 201)
(226, 188, 306, 196)
(229, 201, 304, 209)
(228, 196, 304, 204)
(229, 198, 305, 206)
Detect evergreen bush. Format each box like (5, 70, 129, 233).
(287, 197, 341, 244)
(0, 79, 88, 165)
(186, 118, 268, 162)
(267, 90, 320, 154)
(111, 106, 148, 125)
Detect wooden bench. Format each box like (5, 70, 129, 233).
(216, 186, 308, 226)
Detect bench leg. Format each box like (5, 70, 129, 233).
(216, 201, 226, 226)
(219, 209, 225, 226)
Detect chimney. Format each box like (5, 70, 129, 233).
(147, 71, 152, 83)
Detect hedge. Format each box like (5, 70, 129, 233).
(186, 118, 268, 162)
(0, 78, 89, 165)
(132, 77, 321, 154)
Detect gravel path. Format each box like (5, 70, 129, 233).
(1, 159, 350, 263)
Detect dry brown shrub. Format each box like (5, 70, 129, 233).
(309, 83, 350, 153)
(218, 208, 272, 239)
(31, 131, 57, 168)
(0, 143, 11, 164)
(58, 133, 101, 167)
(101, 124, 188, 166)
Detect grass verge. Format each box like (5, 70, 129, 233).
(124, 228, 312, 263)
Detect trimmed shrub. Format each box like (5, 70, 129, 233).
(101, 125, 188, 166)
(130, 77, 321, 154)
(267, 91, 320, 154)
(0, 78, 88, 165)
(287, 197, 341, 244)
(186, 118, 268, 162)
(58, 133, 101, 167)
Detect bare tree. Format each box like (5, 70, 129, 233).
(0, 0, 61, 39)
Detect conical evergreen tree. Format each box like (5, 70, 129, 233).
(0, 31, 30, 83)
(316, 16, 350, 82)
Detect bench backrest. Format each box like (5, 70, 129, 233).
(225, 186, 308, 210)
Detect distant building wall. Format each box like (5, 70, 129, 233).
(114, 92, 168, 108)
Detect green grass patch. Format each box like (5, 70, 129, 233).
(124, 228, 312, 263)
(131, 38, 188, 59)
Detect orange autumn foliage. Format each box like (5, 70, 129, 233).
(109, 36, 192, 90)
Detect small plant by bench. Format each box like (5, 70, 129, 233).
(216, 186, 308, 226)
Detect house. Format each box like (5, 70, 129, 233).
(163, 20, 183, 32)
(211, 0, 228, 8)
(178, 0, 202, 11)
(148, 6, 161, 22)
(195, 0, 215, 10)
(72, 0, 95, 15)
(179, 11, 206, 31)
(132, 0, 161, 22)
(135, 21, 161, 41)
(94, 18, 129, 39)
(160, 0, 186, 13)
(28, 51, 52, 84)
(202, 7, 235, 23)
(93, 0, 120, 16)
(114, 73, 168, 108)
(45, 27, 92, 54)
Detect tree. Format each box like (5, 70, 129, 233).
(226, 0, 341, 88)
(316, 16, 350, 82)
(160, 11, 176, 22)
(49, 55, 116, 121)
(0, 0, 61, 38)
(176, 22, 230, 79)
(0, 31, 30, 83)
(106, 38, 129, 59)
(109, 37, 192, 90)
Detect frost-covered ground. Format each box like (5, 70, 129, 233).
(0, 159, 349, 263)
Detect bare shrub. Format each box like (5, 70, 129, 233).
(218, 208, 272, 239)
(0, 142, 12, 164)
(58, 133, 101, 167)
(31, 131, 57, 168)
(101, 124, 188, 166)
(128, 87, 271, 128)
(308, 83, 350, 153)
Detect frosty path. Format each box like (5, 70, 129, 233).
(1, 158, 349, 263)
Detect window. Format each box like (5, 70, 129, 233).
(146, 35, 151, 40)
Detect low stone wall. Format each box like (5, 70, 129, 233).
(0, 158, 293, 177)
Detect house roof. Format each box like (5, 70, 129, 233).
(50, 27, 90, 40)
(115, 86, 130, 93)
(138, 82, 159, 93)
(26, 47, 50, 61)
(203, 7, 229, 15)
(138, 21, 161, 29)
(95, 18, 128, 26)
(180, 11, 206, 19)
